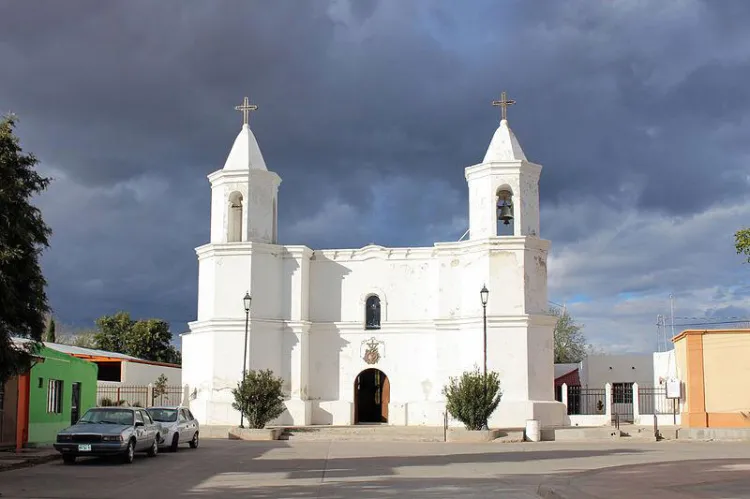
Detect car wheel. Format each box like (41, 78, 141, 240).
(147, 437, 159, 457)
(170, 433, 179, 452)
(123, 440, 135, 464)
(189, 432, 199, 449)
(62, 455, 76, 465)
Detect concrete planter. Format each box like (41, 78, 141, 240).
(228, 427, 284, 441)
(446, 428, 503, 443)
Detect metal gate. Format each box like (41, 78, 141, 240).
(611, 382, 634, 424)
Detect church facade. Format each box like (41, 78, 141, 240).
(181, 97, 566, 428)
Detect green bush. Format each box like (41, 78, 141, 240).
(232, 369, 286, 429)
(442, 367, 502, 430)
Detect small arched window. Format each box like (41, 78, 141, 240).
(365, 295, 381, 330)
(228, 191, 243, 242)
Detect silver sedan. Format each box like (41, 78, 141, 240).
(146, 406, 200, 452)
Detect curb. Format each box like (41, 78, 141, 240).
(0, 453, 61, 473)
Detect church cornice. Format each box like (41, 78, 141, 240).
(312, 244, 435, 262)
(195, 242, 313, 260)
(186, 314, 556, 335)
(434, 236, 550, 253)
(464, 160, 542, 182)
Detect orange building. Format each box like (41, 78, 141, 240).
(674, 328, 750, 428)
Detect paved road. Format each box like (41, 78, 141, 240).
(1, 439, 749, 498)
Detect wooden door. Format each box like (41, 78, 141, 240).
(380, 376, 390, 422)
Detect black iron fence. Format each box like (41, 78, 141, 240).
(638, 386, 677, 415)
(96, 384, 184, 408)
(153, 385, 185, 407)
(97, 385, 149, 407)
(567, 386, 606, 415)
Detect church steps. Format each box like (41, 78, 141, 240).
(276, 425, 445, 442)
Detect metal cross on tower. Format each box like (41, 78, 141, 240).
(492, 91, 516, 121)
(234, 96, 258, 126)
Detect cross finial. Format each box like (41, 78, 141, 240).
(492, 91, 516, 122)
(234, 96, 258, 126)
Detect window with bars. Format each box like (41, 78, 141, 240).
(612, 382, 633, 404)
(47, 379, 63, 414)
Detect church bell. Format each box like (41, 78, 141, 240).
(498, 200, 513, 225)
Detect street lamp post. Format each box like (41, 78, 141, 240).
(240, 291, 252, 428)
(480, 284, 489, 430)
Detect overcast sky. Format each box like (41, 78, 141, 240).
(3, 0, 750, 353)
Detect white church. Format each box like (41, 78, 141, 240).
(182, 95, 566, 428)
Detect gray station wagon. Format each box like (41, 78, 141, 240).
(54, 407, 162, 464)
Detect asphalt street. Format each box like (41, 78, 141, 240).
(1, 439, 750, 498)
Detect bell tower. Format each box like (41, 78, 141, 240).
(465, 91, 541, 239)
(208, 97, 281, 244)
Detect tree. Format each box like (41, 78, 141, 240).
(735, 228, 750, 263)
(125, 319, 180, 364)
(551, 306, 590, 363)
(92, 312, 181, 364)
(0, 114, 52, 385)
(45, 316, 56, 343)
(152, 374, 168, 404)
(94, 311, 133, 353)
(232, 369, 286, 429)
(56, 330, 97, 348)
(443, 367, 502, 430)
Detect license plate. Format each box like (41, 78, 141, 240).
(77, 444, 92, 451)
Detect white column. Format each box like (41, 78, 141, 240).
(605, 383, 612, 420)
(632, 382, 640, 421)
(561, 383, 569, 410)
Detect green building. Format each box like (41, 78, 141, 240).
(3, 341, 98, 448)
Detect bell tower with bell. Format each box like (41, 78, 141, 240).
(457, 91, 563, 428)
(465, 91, 541, 239)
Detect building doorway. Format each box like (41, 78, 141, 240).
(353, 368, 389, 424)
(70, 382, 81, 426)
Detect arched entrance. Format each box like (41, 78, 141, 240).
(353, 368, 389, 424)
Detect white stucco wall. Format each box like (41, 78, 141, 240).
(652, 350, 678, 386)
(120, 361, 182, 386)
(579, 354, 654, 387)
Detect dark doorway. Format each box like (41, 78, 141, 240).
(70, 382, 81, 425)
(0, 377, 19, 448)
(354, 368, 389, 424)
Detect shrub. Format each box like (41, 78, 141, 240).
(100, 397, 113, 407)
(442, 367, 502, 431)
(232, 369, 286, 429)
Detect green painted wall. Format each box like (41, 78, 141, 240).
(27, 346, 98, 445)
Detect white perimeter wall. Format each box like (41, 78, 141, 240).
(580, 353, 654, 386)
(121, 361, 182, 385)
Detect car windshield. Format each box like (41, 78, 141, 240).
(148, 408, 178, 422)
(78, 408, 134, 426)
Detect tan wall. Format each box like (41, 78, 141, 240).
(674, 329, 750, 428)
(674, 339, 688, 414)
(703, 333, 750, 415)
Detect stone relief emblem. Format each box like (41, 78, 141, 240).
(362, 337, 381, 365)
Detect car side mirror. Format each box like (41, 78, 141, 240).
(135, 421, 144, 427)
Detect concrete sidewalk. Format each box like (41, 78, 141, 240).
(0, 447, 60, 472)
(538, 458, 750, 498)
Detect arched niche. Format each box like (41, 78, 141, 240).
(227, 191, 243, 242)
(360, 289, 387, 329)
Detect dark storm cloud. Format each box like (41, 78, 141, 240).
(3, 0, 750, 348)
